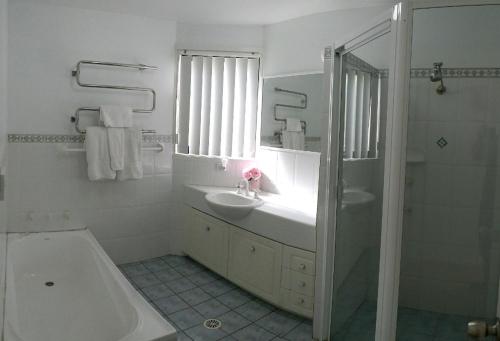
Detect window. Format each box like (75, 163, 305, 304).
(175, 50, 261, 158)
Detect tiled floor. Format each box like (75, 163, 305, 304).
(332, 301, 479, 341)
(119, 255, 313, 341)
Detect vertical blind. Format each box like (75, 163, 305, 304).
(343, 68, 382, 159)
(176, 52, 260, 158)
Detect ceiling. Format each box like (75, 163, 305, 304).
(11, 0, 394, 25)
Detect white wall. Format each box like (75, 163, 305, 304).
(0, 0, 7, 234)
(176, 23, 264, 52)
(8, 1, 175, 134)
(412, 5, 500, 68)
(0, 0, 6, 334)
(263, 6, 389, 77)
(6, 1, 177, 263)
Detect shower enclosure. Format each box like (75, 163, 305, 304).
(318, 1, 500, 340)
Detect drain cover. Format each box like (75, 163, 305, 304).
(203, 319, 222, 330)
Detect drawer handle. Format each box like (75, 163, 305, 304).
(298, 281, 306, 288)
(299, 263, 306, 270)
(206, 226, 211, 231)
(250, 246, 256, 252)
(298, 298, 305, 304)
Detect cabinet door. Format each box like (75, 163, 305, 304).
(228, 227, 282, 304)
(185, 209, 229, 277)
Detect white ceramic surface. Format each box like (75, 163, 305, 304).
(342, 188, 376, 207)
(205, 192, 264, 219)
(3, 229, 176, 341)
(184, 185, 316, 251)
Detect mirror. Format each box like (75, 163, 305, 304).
(340, 34, 390, 160)
(260, 73, 324, 152)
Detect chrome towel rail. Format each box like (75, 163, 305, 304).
(273, 87, 307, 133)
(71, 107, 156, 134)
(70, 60, 159, 134)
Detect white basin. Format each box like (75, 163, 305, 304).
(205, 192, 264, 219)
(342, 189, 375, 206)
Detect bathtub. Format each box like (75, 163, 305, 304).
(3, 229, 176, 341)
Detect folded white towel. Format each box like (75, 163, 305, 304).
(107, 128, 125, 171)
(286, 118, 302, 132)
(85, 127, 116, 181)
(116, 128, 143, 181)
(100, 105, 133, 128)
(282, 130, 305, 151)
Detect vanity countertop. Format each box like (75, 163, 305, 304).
(184, 185, 316, 252)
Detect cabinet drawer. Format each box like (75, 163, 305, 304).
(281, 289, 314, 318)
(185, 209, 229, 276)
(283, 246, 315, 276)
(282, 269, 315, 297)
(228, 227, 282, 304)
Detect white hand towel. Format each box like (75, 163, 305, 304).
(282, 130, 305, 151)
(116, 128, 143, 181)
(85, 127, 116, 181)
(286, 118, 302, 132)
(107, 128, 125, 171)
(100, 105, 133, 128)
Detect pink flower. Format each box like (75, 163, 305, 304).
(242, 167, 262, 182)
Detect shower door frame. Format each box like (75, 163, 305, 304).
(376, 0, 500, 340)
(315, 4, 410, 341)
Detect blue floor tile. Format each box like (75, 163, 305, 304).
(255, 311, 302, 336)
(201, 279, 236, 297)
(155, 295, 189, 315)
(168, 308, 206, 330)
(232, 324, 276, 341)
(194, 298, 231, 318)
(217, 311, 252, 334)
(185, 324, 227, 341)
(179, 287, 212, 306)
(142, 257, 171, 272)
(235, 300, 274, 321)
(166, 277, 197, 293)
(141, 283, 174, 300)
(130, 273, 161, 288)
(217, 289, 253, 309)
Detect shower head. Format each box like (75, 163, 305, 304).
(430, 62, 443, 82)
(430, 62, 446, 94)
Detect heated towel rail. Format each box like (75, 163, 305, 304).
(70, 60, 159, 134)
(273, 87, 307, 133)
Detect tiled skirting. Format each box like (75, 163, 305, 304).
(8, 133, 173, 144)
(120, 255, 312, 341)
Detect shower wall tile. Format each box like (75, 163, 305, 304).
(458, 78, 490, 122)
(401, 77, 500, 317)
(428, 78, 460, 122)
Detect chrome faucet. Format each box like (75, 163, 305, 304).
(237, 179, 250, 196)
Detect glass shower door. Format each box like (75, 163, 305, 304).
(327, 11, 400, 340)
(397, 3, 500, 340)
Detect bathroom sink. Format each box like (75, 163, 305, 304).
(342, 189, 375, 206)
(205, 192, 264, 219)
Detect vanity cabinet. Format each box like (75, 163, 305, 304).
(228, 227, 282, 305)
(183, 207, 315, 318)
(184, 208, 229, 277)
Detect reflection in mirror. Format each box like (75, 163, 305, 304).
(341, 33, 390, 160)
(261, 73, 324, 152)
(330, 29, 392, 340)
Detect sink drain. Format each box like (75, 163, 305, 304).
(203, 319, 221, 330)
(45, 281, 54, 287)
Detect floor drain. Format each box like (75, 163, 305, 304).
(45, 281, 54, 287)
(203, 319, 222, 330)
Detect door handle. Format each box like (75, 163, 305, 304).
(468, 320, 500, 340)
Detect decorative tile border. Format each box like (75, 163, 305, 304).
(8, 134, 173, 144)
(411, 67, 500, 78)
